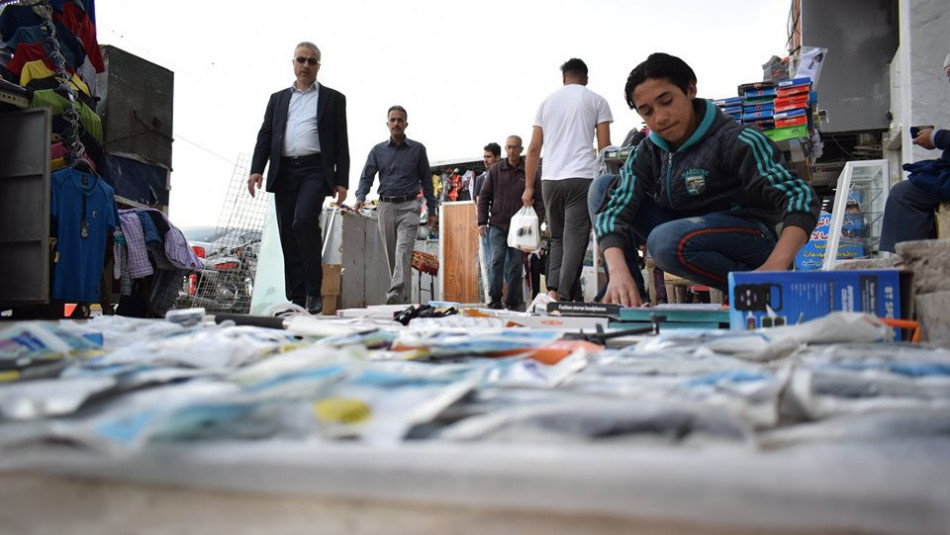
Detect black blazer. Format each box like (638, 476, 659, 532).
(250, 84, 350, 193)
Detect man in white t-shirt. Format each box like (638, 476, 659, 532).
(522, 58, 612, 301)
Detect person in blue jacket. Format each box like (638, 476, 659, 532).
(593, 52, 819, 307)
(879, 52, 950, 253)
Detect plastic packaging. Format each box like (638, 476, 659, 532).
(507, 206, 540, 253)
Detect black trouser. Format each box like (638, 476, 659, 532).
(273, 157, 330, 304)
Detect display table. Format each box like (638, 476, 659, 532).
(1, 439, 947, 534)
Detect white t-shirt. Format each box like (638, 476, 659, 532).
(533, 84, 613, 181)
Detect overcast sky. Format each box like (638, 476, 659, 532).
(93, 0, 792, 228)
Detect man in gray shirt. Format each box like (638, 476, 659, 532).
(355, 106, 439, 304)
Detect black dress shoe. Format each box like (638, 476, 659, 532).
(305, 295, 323, 315)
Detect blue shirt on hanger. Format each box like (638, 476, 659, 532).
(51, 167, 117, 303)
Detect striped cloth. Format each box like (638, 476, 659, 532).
(117, 211, 153, 278)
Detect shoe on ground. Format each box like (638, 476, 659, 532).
(386, 293, 403, 305)
(487, 301, 503, 310)
(305, 295, 323, 315)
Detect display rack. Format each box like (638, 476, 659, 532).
(822, 159, 889, 270)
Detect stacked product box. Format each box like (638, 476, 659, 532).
(712, 77, 813, 142)
(738, 81, 777, 131)
(712, 96, 743, 123)
(767, 77, 812, 141)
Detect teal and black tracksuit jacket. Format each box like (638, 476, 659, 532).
(594, 98, 819, 286)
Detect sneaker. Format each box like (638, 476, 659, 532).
(486, 301, 503, 310)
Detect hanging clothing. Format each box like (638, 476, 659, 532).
(54, 2, 104, 72)
(5, 41, 58, 76)
(25, 74, 96, 108)
(31, 88, 102, 143)
(0, 4, 45, 39)
(136, 211, 163, 244)
(116, 211, 153, 279)
(0, 22, 86, 70)
(123, 208, 202, 271)
(50, 166, 117, 302)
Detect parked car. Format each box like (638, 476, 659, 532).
(178, 226, 262, 313)
(181, 226, 262, 258)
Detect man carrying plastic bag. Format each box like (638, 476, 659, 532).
(477, 135, 545, 310)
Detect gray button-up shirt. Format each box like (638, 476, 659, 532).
(357, 137, 439, 216)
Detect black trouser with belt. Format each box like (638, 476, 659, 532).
(273, 153, 330, 305)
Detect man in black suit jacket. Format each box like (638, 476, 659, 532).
(248, 41, 349, 314)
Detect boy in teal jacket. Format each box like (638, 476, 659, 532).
(594, 53, 819, 306)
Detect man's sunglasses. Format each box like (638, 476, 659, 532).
(295, 57, 319, 65)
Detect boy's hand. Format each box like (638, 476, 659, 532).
(602, 271, 643, 307)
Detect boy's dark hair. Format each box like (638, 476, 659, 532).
(624, 53, 697, 109)
(484, 142, 501, 156)
(560, 58, 588, 77)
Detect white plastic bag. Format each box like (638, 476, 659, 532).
(508, 206, 540, 253)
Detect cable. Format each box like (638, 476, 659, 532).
(172, 133, 240, 165)
(828, 135, 860, 161)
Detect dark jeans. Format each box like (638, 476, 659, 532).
(542, 178, 591, 301)
(273, 160, 330, 304)
(487, 226, 525, 308)
(880, 179, 941, 253)
(592, 176, 776, 293)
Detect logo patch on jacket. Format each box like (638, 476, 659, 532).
(682, 168, 708, 196)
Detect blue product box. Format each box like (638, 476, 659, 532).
(772, 108, 807, 120)
(776, 76, 812, 89)
(713, 96, 743, 107)
(742, 109, 774, 121)
(743, 88, 777, 98)
(743, 103, 775, 113)
(728, 269, 902, 333)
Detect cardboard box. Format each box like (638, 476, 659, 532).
(728, 269, 902, 332)
(321, 263, 342, 315)
(321, 264, 342, 295)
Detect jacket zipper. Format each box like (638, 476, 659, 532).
(665, 152, 674, 206)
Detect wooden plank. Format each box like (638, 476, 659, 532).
(938, 202, 950, 239)
(439, 201, 480, 303)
